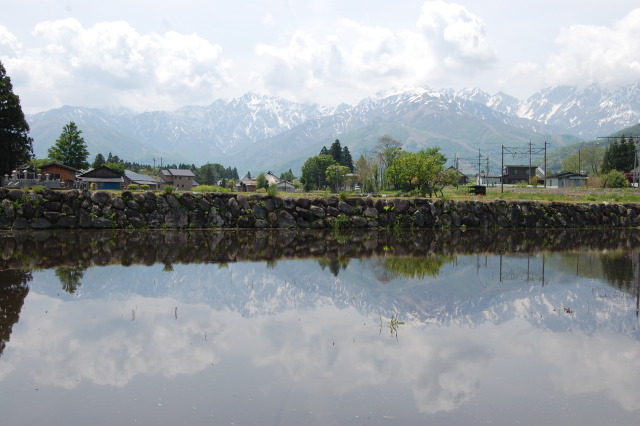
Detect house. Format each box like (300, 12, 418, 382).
(123, 170, 159, 190)
(78, 165, 123, 190)
(236, 174, 257, 192)
(626, 167, 640, 186)
(40, 163, 78, 188)
(444, 167, 470, 185)
(545, 172, 588, 188)
(478, 173, 502, 186)
(159, 169, 196, 190)
(265, 171, 295, 192)
(502, 165, 545, 185)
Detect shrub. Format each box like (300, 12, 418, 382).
(140, 184, 150, 191)
(267, 183, 278, 197)
(193, 185, 231, 193)
(586, 175, 602, 188)
(127, 184, 140, 191)
(163, 185, 175, 194)
(601, 170, 628, 188)
(31, 185, 45, 193)
(339, 191, 348, 202)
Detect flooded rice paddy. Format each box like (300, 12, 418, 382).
(1, 229, 640, 425)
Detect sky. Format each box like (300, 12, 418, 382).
(1, 0, 639, 114)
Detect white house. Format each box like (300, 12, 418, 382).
(545, 172, 588, 188)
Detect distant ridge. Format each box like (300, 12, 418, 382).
(26, 82, 640, 174)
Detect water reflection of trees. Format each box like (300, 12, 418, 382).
(3, 229, 640, 271)
(374, 256, 454, 282)
(318, 258, 349, 277)
(55, 267, 84, 294)
(600, 252, 637, 293)
(2, 229, 640, 295)
(0, 270, 31, 356)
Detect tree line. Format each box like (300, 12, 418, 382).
(300, 135, 459, 196)
(561, 135, 638, 187)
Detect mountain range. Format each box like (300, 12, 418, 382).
(26, 81, 640, 174)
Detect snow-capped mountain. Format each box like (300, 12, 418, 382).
(26, 82, 640, 173)
(458, 81, 640, 138)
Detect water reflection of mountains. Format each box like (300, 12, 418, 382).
(2, 229, 640, 358)
(2, 228, 640, 270)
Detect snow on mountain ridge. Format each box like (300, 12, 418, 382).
(26, 82, 640, 169)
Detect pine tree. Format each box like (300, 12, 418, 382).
(48, 122, 90, 170)
(0, 61, 33, 175)
(92, 153, 106, 168)
(341, 146, 354, 171)
(330, 139, 342, 164)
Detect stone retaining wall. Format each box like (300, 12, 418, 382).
(1, 188, 639, 230)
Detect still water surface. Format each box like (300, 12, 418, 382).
(1, 229, 640, 425)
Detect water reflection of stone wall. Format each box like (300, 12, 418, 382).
(2, 188, 640, 230)
(1, 228, 640, 270)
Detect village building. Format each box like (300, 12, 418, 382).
(502, 165, 545, 185)
(78, 165, 123, 190)
(545, 172, 588, 188)
(265, 171, 295, 192)
(123, 170, 159, 190)
(158, 169, 196, 191)
(40, 163, 78, 188)
(477, 172, 502, 186)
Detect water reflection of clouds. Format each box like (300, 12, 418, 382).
(250, 306, 494, 414)
(534, 331, 640, 411)
(2, 293, 229, 388)
(4, 291, 640, 415)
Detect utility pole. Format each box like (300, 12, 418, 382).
(501, 145, 504, 193)
(528, 140, 533, 185)
(544, 141, 548, 188)
(478, 148, 481, 185)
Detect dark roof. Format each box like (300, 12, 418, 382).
(548, 172, 588, 178)
(163, 168, 195, 177)
(79, 165, 122, 178)
(41, 162, 78, 172)
(124, 170, 157, 182)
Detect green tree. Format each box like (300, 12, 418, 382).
(92, 153, 106, 168)
(104, 161, 125, 176)
(561, 145, 605, 174)
(325, 164, 350, 190)
(355, 154, 377, 192)
(385, 147, 447, 196)
(373, 135, 403, 189)
(602, 136, 635, 173)
(341, 145, 354, 171)
(0, 61, 33, 175)
(256, 172, 268, 190)
(48, 122, 90, 170)
(300, 154, 337, 191)
(280, 168, 295, 182)
(330, 139, 342, 164)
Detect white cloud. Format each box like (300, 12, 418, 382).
(253, 1, 496, 105)
(504, 8, 640, 93)
(546, 8, 640, 88)
(0, 25, 22, 56)
(417, 0, 495, 65)
(8, 18, 233, 112)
